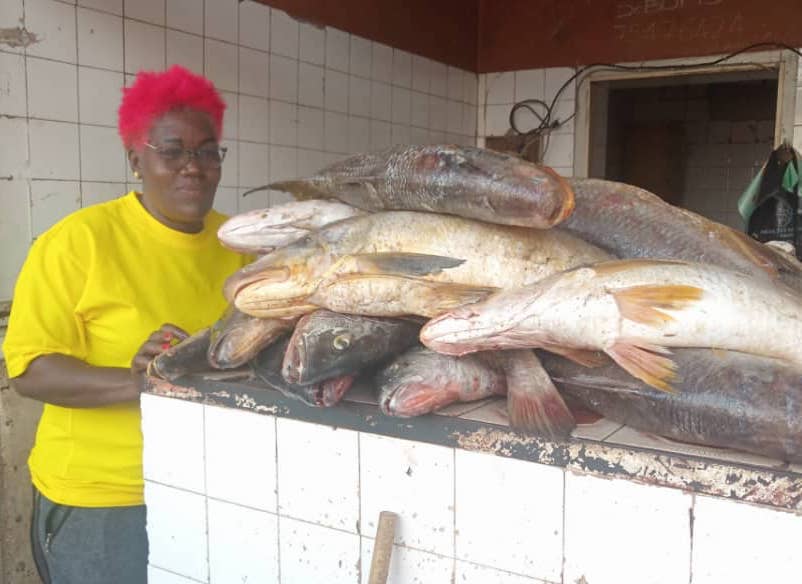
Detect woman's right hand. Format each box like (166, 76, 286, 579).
(130, 324, 189, 378)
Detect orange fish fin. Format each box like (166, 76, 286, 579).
(425, 284, 496, 317)
(504, 351, 576, 439)
(605, 341, 677, 393)
(541, 344, 608, 367)
(717, 226, 779, 278)
(612, 284, 704, 327)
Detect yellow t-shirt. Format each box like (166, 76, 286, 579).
(3, 191, 247, 507)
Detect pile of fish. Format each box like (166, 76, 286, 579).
(151, 144, 802, 463)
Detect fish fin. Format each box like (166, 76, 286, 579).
(540, 344, 608, 368)
(266, 179, 331, 200)
(612, 284, 703, 327)
(605, 341, 677, 393)
(349, 252, 466, 276)
(717, 226, 779, 278)
(240, 184, 270, 198)
(504, 351, 576, 439)
(425, 284, 496, 317)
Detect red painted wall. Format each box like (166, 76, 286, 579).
(478, 0, 802, 73)
(257, 0, 479, 71)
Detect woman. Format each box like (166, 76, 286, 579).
(3, 66, 246, 583)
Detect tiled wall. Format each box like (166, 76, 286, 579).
(0, 0, 478, 301)
(141, 394, 802, 584)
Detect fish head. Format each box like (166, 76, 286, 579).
(282, 314, 359, 384)
(217, 207, 307, 254)
(376, 349, 457, 417)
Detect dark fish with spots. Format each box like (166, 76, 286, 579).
(282, 310, 421, 385)
(250, 335, 354, 407)
(254, 144, 575, 228)
(208, 304, 295, 369)
(539, 349, 802, 463)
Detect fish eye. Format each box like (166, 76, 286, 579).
(332, 334, 351, 351)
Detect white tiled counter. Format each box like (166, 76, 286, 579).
(141, 375, 802, 584)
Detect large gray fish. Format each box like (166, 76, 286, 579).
(224, 211, 613, 319)
(258, 144, 576, 228)
(538, 349, 802, 463)
(562, 178, 802, 294)
(378, 347, 575, 439)
(377, 346, 508, 417)
(282, 310, 421, 385)
(249, 335, 354, 407)
(208, 305, 296, 369)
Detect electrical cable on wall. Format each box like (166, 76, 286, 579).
(508, 42, 802, 161)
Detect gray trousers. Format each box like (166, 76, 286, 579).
(31, 487, 148, 584)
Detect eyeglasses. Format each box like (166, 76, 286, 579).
(145, 142, 228, 170)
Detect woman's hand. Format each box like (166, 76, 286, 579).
(130, 324, 189, 376)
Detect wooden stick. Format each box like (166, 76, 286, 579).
(367, 511, 399, 584)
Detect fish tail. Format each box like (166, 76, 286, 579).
(605, 340, 678, 393)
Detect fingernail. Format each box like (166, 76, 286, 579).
(163, 332, 173, 341)
(161, 343, 170, 350)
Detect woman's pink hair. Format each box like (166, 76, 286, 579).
(118, 65, 226, 149)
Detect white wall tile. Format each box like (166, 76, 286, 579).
(484, 104, 510, 137)
(692, 496, 802, 584)
(213, 185, 238, 216)
(0, 180, 30, 298)
(456, 450, 563, 580)
(30, 180, 81, 237)
(29, 120, 79, 180)
(411, 91, 429, 128)
(218, 140, 237, 186)
(324, 111, 349, 154)
(463, 105, 477, 137)
(204, 39, 238, 93)
(80, 181, 125, 206)
(429, 129, 446, 144)
(325, 27, 349, 73)
(0, 0, 24, 40)
(0, 118, 28, 180)
(237, 141, 269, 187)
(486, 71, 515, 105)
(238, 47, 269, 98)
(430, 61, 448, 97)
(392, 49, 412, 88)
(514, 69, 545, 103)
(299, 63, 324, 108)
(324, 69, 349, 113)
(360, 539, 453, 584)
(237, 0, 269, 51)
(279, 518, 360, 584)
(447, 66, 464, 101)
(348, 116, 370, 153)
(25, 0, 77, 63)
(371, 42, 393, 84)
(165, 29, 203, 73)
(220, 91, 238, 141)
(204, 0, 237, 43)
(238, 186, 268, 212)
(370, 120, 391, 150)
(0, 52, 27, 117)
(564, 472, 692, 584)
(205, 404, 277, 511)
(77, 7, 123, 70)
(349, 75, 371, 117)
(447, 100, 463, 134)
(207, 498, 279, 584)
(268, 145, 297, 198)
(391, 87, 411, 125)
(409, 126, 429, 145)
(455, 561, 544, 584)
(270, 9, 298, 59)
(238, 95, 268, 143)
(80, 124, 126, 181)
(360, 433, 454, 556)
(295, 148, 327, 177)
(551, 99, 575, 134)
(27, 58, 78, 123)
(463, 71, 478, 105)
(78, 0, 123, 16)
(543, 133, 574, 168)
(124, 19, 165, 73)
(147, 566, 201, 584)
(297, 106, 324, 150)
(411, 55, 430, 93)
(545, 66, 576, 102)
(268, 100, 297, 146)
(276, 419, 359, 531)
(390, 123, 410, 146)
(145, 482, 208, 582)
(371, 81, 392, 121)
(141, 394, 205, 492)
(429, 96, 447, 131)
(78, 66, 123, 126)
(165, 0, 202, 35)
(349, 35, 371, 78)
(269, 54, 298, 103)
(299, 22, 325, 65)
(124, 0, 163, 26)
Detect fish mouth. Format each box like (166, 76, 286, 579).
(282, 336, 306, 384)
(381, 382, 447, 417)
(319, 375, 354, 407)
(223, 265, 291, 302)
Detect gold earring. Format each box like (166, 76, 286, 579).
(134, 171, 141, 179)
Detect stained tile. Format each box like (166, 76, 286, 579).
(455, 561, 549, 584)
(0, 52, 26, 117)
(25, 0, 77, 63)
(0, 180, 30, 299)
(279, 517, 360, 584)
(360, 538, 453, 584)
